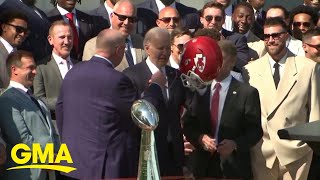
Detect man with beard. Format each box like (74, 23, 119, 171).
(243, 17, 320, 180)
(136, 0, 200, 36)
(0, 0, 51, 63)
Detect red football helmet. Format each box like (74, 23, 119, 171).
(180, 36, 223, 90)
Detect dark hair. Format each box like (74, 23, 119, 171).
(302, 27, 320, 42)
(289, 5, 318, 26)
(264, 17, 288, 32)
(234, 2, 254, 15)
(170, 27, 192, 45)
(6, 50, 33, 77)
(0, 10, 29, 35)
(200, 2, 225, 17)
(193, 28, 221, 41)
(50, 0, 81, 6)
(266, 5, 289, 19)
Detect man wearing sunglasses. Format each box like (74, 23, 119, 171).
(243, 17, 320, 180)
(290, 5, 317, 40)
(303, 28, 320, 63)
(83, 0, 146, 72)
(156, 7, 180, 33)
(0, 11, 29, 90)
(200, 1, 249, 72)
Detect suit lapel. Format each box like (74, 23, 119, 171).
(268, 54, 297, 116)
(165, 66, 179, 102)
(49, 56, 63, 82)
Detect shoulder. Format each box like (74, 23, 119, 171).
(176, 2, 197, 13)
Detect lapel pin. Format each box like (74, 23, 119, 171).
(233, 91, 237, 95)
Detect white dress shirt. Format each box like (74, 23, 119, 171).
(210, 74, 232, 139)
(56, 4, 79, 34)
(268, 51, 288, 80)
(53, 52, 73, 79)
(169, 55, 179, 69)
(222, 4, 233, 31)
(9, 81, 29, 99)
(155, 0, 176, 12)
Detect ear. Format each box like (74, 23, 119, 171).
(200, 16, 205, 25)
(302, 43, 308, 52)
(156, 19, 161, 26)
(47, 35, 53, 45)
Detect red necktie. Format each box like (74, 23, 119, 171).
(66, 13, 79, 53)
(210, 83, 221, 136)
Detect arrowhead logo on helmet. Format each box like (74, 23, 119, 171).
(179, 36, 223, 90)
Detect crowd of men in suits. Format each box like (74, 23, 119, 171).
(0, 0, 319, 179)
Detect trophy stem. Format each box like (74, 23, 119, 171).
(137, 130, 160, 180)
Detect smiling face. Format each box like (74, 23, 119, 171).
(232, 5, 254, 34)
(303, 35, 320, 62)
(11, 56, 36, 88)
(48, 24, 73, 59)
(1, 18, 28, 48)
(200, 7, 225, 31)
(264, 25, 289, 61)
(111, 1, 136, 37)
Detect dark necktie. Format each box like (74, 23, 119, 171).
(256, 10, 264, 26)
(27, 90, 46, 118)
(210, 83, 221, 136)
(125, 38, 134, 66)
(66, 13, 79, 53)
(273, 63, 280, 89)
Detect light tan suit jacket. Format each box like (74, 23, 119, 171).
(82, 34, 146, 72)
(247, 30, 267, 61)
(243, 51, 320, 168)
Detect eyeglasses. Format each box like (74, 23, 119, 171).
(158, 17, 180, 24)
(6, 23, 29, 34)
(263, 32, 287, 41)
(292, 22, 311, 28)
(204, 15, 223, 22)
(173, 43, 184, 50)
(305, 42, 320, 50)
(113, 12, 137, 23)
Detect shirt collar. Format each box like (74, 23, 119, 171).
(52, 52, 72, 65)
(225, 4, 233, 16)
(0, 37, 14, 53)
(211, 74, 232, 92)
(146, 57, 165, 74)
(169, 55, 179, 69)
(57, 4, 76, 16)
(94, 54, 114, 68)
(9, 80, 29, 94)
(155, 0, 176, 12)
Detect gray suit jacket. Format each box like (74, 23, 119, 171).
(33, 56, 78, 111)
(82, 34, 146, 72)
(0, 87, 60, 180)
(0, 41, 9, 89)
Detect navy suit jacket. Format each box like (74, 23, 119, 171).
(47, 8, 101, 61)
(183, 78, 262, 179)
(0, 0, 51, 62)
(222, 29, 250, 72)
(56, 56, 164, 179)
(136, 0, 200, 35)
(123, 61, 186, 176)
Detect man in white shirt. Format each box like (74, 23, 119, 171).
(33, 20, 77, 122)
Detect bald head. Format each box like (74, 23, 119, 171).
(96, 29, 125, 66)
(156, 7, 180, 32)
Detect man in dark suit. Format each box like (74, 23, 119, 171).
(0, 11, 29, 90)
(47, 0, 104, 61)
(89, 0, 119, 26)
(200, 1, 249, 72)
(123, 27, 185, 176)
(56, 28, 166, 179)
(0, 0, 52, 63)
(183, 40, 262, 179)
(33, 20, 77, 124)
(136, 0, 200, 36)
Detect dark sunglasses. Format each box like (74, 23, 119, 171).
(158, 17, 180, 23)
(305, 42, 320, 50)
(293, 22, 311, 28)
(173, 43, 184, 50)
(204, 15, 223, 22)
(6, 23, 29, 34)
(263, 32, 286, 41)
(113, 12, 137, 23)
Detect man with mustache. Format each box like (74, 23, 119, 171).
(243, 17, 320, 180)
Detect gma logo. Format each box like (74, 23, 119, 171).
(7, 143, 76, 173)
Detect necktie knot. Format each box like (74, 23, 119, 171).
(274, 63, 280, 69)
(66, 12, 74, 21)
(214, 82, 221, 91)
(26, 89, 32, 96)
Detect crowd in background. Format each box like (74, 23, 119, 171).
(0, 0, 319, 179)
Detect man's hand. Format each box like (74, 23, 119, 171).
(217, 139, 237, 158)
(200, 134, 217, 153)
(149, 70, 166, 88)
(0, 144, 6, 165)
(183, 135, 195, 155)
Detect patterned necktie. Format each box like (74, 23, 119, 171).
(125, 38, 134, 66)
(210, 83, 221, 136)
(273, 63, 280, 89)
(66, 13, 79, 53)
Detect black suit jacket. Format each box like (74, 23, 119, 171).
(183, 78, 262, 179)
(136, 0, 200, 35)
(222, 29, 250, 72)
(88, 4, 110, 33)
(123, 61, 186, 176)
(47, 8, 100, 61)
(0, 0, 51, 62)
